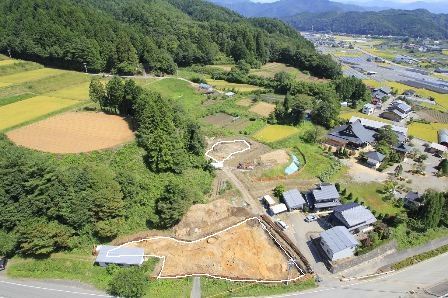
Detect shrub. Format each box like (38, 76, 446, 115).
(108, 267, 147, 298)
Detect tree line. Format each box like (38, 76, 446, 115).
(0, 0, 339, 77)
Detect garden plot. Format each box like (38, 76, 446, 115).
(249, 102, 276, 117)
(124, 218, 302, 281)
(259, 149, 290, 166)
(203, 112, 249, 132)
(236, 98, 253, 107)
(0, 68, 65, 85)
(7, 112, 134, 153)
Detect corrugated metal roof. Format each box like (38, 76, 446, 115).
(320, 226, 359, 254)
(349, 116, 408, 135)
(334, 204, 377, 228)
(283, 189, 305, 209)
(269, 203, 287, 214)
(439, 129, 448, 144)
(313, 184, 340, 202)
(95, 245, 144, 265)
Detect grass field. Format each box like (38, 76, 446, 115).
(0, 68, 65, 85)
(362, 79, 382, 88)
(362, 48, 397, 61)
(250, 63, 325, 83)
(206, 79, 262, 92)
(0, 96, 80, 131)
(339, 110, 393, 124)
(48, 82, 91, 101)
(253, 125, 299, 142)
(0, 82, 11, 88)
(0, 59, 19, 66)
(443, 50, 448, 56)
(408, 122, 448, 142)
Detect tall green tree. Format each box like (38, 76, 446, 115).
(419, 191, 445, 229)
(89, 77, 106, 109)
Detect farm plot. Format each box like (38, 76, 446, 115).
(408, 122, 448, 142)
(0, 68, 65, 85)
(0, 96, 80, 131)
(0, 60, 19, 66)
(7, 112, 134, 153)
(47, 82, 91, 101)
(249, 102, 276, 117)
(202, 112, 249, 132)
(0, 82, 11, 88)
(126, 218, 299, 281)
(253, 125, 298, 143)
(206, 79, 262, 92)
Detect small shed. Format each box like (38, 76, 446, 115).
(269, 203, 287, 215)
(95, 245, 145, 267)
(262, 195, 276, 207)
(364, 151, 385, 169)
(428, 142, 447, 155)
(282, 189, 306, 211)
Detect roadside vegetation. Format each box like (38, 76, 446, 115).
(392, 244, 448, 270)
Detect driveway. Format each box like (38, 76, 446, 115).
(341, 159, 388, 183)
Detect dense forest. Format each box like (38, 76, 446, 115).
(0, 0, 340, 78)
(285, 9, 448, 39)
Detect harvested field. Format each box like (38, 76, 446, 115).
(259, 149, 290, 165)
(128, 219, 299, 280)
(249, 102, 276, 117)
(203, 112, 235, 126)
(7, 112, 134, 153)
(0, 96, 79, 131)
(416, 109, 448, 123)
(206, 79, 262, 92)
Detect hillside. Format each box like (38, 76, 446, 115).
(0, 0, 338, 78)
(285, 9, 448, 39)
(209, 0, 365, 18)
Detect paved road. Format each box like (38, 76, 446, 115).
(273, 252, 448, 298)
(190, 277, 201, 298)
(0, 277, 109, 298)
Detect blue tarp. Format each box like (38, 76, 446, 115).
(284, 154, 300, 175)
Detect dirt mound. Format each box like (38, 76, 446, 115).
(7, 112, 134, 153)
(174, 199, 253, 240)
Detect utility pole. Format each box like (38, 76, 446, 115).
(83, 62, 88, 74)
(7, 49, 11, 58)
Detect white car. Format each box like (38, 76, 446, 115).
(305, 214, 318, 222)
(276, 220, 289, 230)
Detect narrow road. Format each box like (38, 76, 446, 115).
(274, 252, 448, 298)
(190, 277, 201, 298)
(0, 276, 109, 298)
(222, 167, 262, 214)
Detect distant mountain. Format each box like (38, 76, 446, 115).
(341, 0, 448, 14)
(209, 0, 366, 18)
(285, 9, 448, 39)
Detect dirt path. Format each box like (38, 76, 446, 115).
(222, 167, 263, 215)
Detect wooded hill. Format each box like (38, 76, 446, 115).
(285, 9, 448, 39)
(0, 0, 339, 78)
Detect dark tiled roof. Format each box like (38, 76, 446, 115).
(328, 120, 375, 145)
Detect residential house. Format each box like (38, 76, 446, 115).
(326, 120, 376, 148)
(403, 192, 423, 209)
(364, 151, 385, 169)
(320, 226, 359, 261)
(282, 189, 306, 211)
(307, 184, 341, 210)
(428, 142, 447, 156)
(403, 90, 416, 97)
(349, 117, 408, 136)
(439, 129, 448, 147)
(362, 103, 375, 115)
(381, 100, 412, 122)
(372, 86, 391, 101)
(394, 142, 412, 157)
(333, 203, 377, 233)
(95, 245, 145, 267)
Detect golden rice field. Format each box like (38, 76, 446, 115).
(48, 82, 91, 101)
(0, 82, 11, 88)
(408, 122, 448, 143)
(0, 96, 80, 131)
(253, 125, 298, 142)
(206, 79, 262, 92)
(0, 68, 65, 85)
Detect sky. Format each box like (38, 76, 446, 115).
(252, 0, 448, 2)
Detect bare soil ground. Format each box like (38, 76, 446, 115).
(206, 140, 250, 162)
(236, 98, 253, 107)
(203, 112, 235, 126)
(341, 159, 388, 183)
(129, 219, 298, 280)
(259, 149, 290, 165)
(7, 112, 134, 153)
(249, 102, 276, 117)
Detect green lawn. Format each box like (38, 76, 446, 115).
(343, 182, 402, 215)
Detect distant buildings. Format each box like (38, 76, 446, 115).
(393, 55, 419, 64)
(320, 226, 359, 261)
(372, 87, 392, 101)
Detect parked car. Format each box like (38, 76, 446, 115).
(276, 220, 289, 230)
(0, 257, 7, 271)
(305, 214, 318, 222)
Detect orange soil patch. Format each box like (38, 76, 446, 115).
(7, 112, 134, 153)
(259, 149, 290, 165)
(249, 102, 276, 117)
(129, 219, 296, 280)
